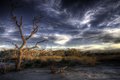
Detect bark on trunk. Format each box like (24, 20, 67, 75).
(16, 49, 22, 70)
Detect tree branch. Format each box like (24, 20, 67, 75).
(27, 39, 48, 50)
(10, 42, 19, 49)
(25, 17, 39, 40)
(11, 3, 26, 49)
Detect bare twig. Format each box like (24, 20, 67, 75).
(27, 39, 48, 50)
(25, 17, 39, 40)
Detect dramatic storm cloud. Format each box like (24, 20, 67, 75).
(0, 0, 120, 50)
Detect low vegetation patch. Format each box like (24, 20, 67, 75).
(0, 48, 120, 71)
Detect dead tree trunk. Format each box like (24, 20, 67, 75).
(16, 49, 22, 70)
(11, 5, 39, 70)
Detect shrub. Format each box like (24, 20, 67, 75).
(64, 49, 81, 56)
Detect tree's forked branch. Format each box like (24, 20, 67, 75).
(25, 17, 39, 40)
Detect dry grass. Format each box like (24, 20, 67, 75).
(39, 56, 63, 62)
(63, 56, 97, 66)
(0, 48, 120, 74)
(0, 49, 101, 67)
(22, 55, 97, 66)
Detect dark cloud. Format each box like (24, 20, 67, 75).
(98, 34, 120, 43)
(0, 27, 5, 33)
(82, 30, 101, 37)
(0, 0, 120, 48)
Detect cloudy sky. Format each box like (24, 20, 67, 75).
(0, 0, 120, 50)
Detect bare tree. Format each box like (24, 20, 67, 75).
(10, 3, 40, 70)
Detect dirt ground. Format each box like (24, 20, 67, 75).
(0, 64, 120, 80)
